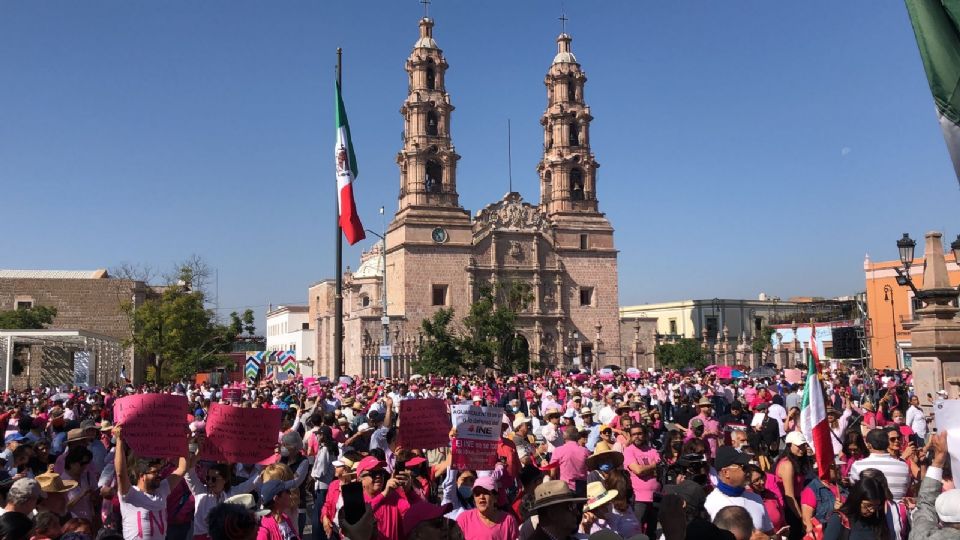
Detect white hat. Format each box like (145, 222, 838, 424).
(936, 489, 960, 522)
(580, 407, 594, 417)
(785, 432, 808, 447)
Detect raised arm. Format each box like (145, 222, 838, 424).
(909, 433, 948, 540)
(113, 426, 131, 496)
(166, 456, 189, 491)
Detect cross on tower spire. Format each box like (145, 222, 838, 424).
(558, 10, 568, 33)
(420, 0, 430, 18)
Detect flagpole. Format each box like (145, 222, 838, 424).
(334, 48, 344, 381)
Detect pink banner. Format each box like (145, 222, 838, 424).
(398, 398, 451, 450)
(304, 377, 317, 387)
(784, 368, 803, 384)
(114, 394, 188, 459)
(452, 438, 498, 470)
(200, 403, 282, 464)
(717, 366, 732, 379)
(307, 383, 323, 398)
(222, 388, 243, 402)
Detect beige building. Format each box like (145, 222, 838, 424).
(312, 19, 622, 377)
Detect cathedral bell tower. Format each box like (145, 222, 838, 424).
(538, 33, 599, 215)
(396, 17, 462, 210)
(385, 17, 472, 320)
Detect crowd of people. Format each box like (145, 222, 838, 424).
(0, 364, 953, 540)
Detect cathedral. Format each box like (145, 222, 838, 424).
(309, 17, 622, 377)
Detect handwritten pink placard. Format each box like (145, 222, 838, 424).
(398, 398, 451, 450)
(201, 403, 282, 464)
(222, 388, 243, 402)
(114, 394, 188, 459)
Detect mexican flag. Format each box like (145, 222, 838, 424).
(334, 82, 365, 245)
(905, 0, 960, 186)
(800, 327, 834, 480)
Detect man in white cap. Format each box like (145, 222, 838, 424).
(911, 432, 960, 540)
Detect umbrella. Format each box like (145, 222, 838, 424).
(338, 376, 354, 385)
(748, 366, 777, 379)
(704, 365, 718, 372)
(409, 374, 424, 381)
(602, 364, 622, 371)
(731, 370, 746, 379)
(50, 393, 71, 402)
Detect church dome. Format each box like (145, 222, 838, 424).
(353, 252, 383, 279)
(415, 17, 439, 49)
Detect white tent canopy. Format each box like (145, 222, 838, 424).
(0, 329, 125, 391)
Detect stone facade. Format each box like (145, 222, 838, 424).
(0, 271, 149, 385)
(313, 20, 622, 377)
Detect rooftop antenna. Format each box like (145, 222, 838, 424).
(420, 0, 430, 18)
(508, 119, 513, 193)
(559, 4, 568, 34)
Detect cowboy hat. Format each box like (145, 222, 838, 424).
(66, 429, 90, 444)
(584, 481, 618, 511)
(532, 479, 586, 512)
(586, 449, 624, 471)
(544, 408, 562, 419)
(36, 471, 77, 493)
(697, 397, 712, 407)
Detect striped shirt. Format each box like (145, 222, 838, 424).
(848, 453, 911, 501)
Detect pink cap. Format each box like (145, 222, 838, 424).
(472, 476, 497, 493)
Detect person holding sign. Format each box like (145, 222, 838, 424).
(113, 425, 189, 540)
(183, 449, 265, 540)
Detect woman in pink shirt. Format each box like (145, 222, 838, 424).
(455, 477, 519, 540)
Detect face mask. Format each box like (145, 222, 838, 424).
(280, 447, 290, 457)
(458, 485, 473, 499)
(511, 407, 519, 413)
(599, 463, 613, 473)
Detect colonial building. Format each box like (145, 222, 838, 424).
(311, 18, 622, 377)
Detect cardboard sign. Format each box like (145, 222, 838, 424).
(114, 394, 188, 459)
(307, 384, 323, 398)
(398, 398, 450, 450)
(784, 369, 803, 384)
(201, 403, 282, 464)
(222, 388, 243, 402)
(451, 404, 503, 470)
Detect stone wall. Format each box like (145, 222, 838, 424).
(0, 277, 147, 385)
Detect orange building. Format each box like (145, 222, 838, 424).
(864, 254, 960, 369)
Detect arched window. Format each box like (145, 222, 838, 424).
(567, 79, 576, 102)
(426, 111, 439, 136)
(361, 295, 370, 307)
(570, 168, 585, 201)
(425, 159, 443, 192)
(426, 63, 436, 90)
(569, 123, 580, 146)
(543, 170, 553, 202)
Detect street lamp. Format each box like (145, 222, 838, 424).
(365, 208, 390, 378)
(883, 285, 899, 368)
(894, 233, 921, 293)
(951, 235, 960, 265)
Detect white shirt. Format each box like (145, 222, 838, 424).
(767, 403, 787, 437)
(906, 405, 927, 437)
(704, 489, 773, 533)
(119, 482, 171, 540)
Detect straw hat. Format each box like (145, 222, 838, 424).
(544, 408, 562, 419)
(697, 397, 712, 407)
(36, 471, 77, 493)
(531, 479, 586, 512)
(586, 449, 624, 471)
(584, 481, 618, 511)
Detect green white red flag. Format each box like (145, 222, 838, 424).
(905, 0, 960, 186)
(335, 82, 365, 245)
(800, 326, 833, 481)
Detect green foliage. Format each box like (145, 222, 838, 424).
(0, 306, 58, 330)
(655, 338, 707, 370)
(414, 281, 534, 376)
(126, 261, 239, 383)
(752, 326, 775, 355)
(413, 308, 463, 376)
(0, 306, 58, 375)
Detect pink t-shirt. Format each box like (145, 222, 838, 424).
(550, 441, 589, 489)
(456, 509, 520, 540)
(623, 444, 660, 503)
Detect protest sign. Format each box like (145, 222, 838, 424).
(222, 388, 243, 402)
(451, 404, 503, 470)
(934, 399, 960, 475)
(304, 377, 317, 387)
(307, 383, 323, 398)
(398, 398, 450, 450)
(784, 368, 803, 384)
(201, 403, 282, 464)
(114, 394, 188, 459)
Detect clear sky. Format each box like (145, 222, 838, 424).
(3, 1, 959, 330)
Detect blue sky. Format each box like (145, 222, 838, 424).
(3, 1, 959, 330)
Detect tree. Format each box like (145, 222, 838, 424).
(0, 306, 58, 375)
(413, 308, 463, 376)
(752, 326, 775, 357)
(655, 338, 707, 370)
(126, 262, 236, 382)
(413, 281, 533, 376)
